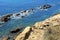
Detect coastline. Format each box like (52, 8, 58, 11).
(0, 4, 60, 40)
(14, 13, 60, 40)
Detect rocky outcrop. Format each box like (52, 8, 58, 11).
(0, 4, 51, 23)
(40, 4, 52, 9)
(0, 14, 13, 22)
(15, 27, 32, 40)
(15, 13, 60, 40)
(0, 9, 34, 22)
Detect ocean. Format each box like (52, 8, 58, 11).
(0, 0, 60, 38)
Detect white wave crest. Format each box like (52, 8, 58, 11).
(10, 9, 34, 19)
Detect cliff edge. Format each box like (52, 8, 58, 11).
(15, 13, 60, 40)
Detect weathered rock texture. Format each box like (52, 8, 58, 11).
(2, 36, 10, 40)
(15, 14, 60, 40)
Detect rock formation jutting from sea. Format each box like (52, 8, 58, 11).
(0, 4, 52, 40)
(0, 4, 51, 24)
(15, 13, 60, 40)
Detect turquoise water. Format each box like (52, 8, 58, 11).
(0, 0, 60, 37)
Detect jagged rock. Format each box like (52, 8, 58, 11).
(0, 14, 12, 22)
(1, 17, 10, 22)
(15, 13, 60, 40)
(4, 14, 13, 17)
(40, 4, 51, 9)
(15, 27, 32, 40)
(16, 14, 20, 16)
(20, 9, 34, 13)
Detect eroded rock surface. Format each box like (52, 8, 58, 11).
(15, 13, 60, 40)
(2, 36, 10, 40)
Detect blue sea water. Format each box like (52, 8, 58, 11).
(0, 0, 60, 37)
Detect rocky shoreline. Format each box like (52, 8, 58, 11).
(14, 13, 60, 40)
(1, 13, 60, 40)
(0, 9, 34, 27)
(0, 4, 53, 40)
(0, 4, 51, 25)
(0, 9, 34, 22)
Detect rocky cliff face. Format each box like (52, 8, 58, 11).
(15, 14, 60, 40)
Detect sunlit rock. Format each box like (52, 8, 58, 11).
(15, 13, 60, 40)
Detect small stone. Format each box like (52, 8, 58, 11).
(21, 16, 25, 18)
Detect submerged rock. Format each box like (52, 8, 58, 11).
(16, 14, 20, 16)
(10, 27, 23, 33)
(15, 13, 60, 40)
(0, 8, 34, 21)
(20, 9, 34, 13)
